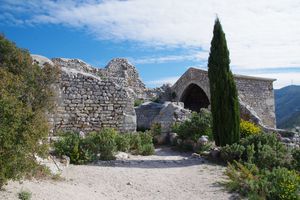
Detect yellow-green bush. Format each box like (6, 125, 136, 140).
(240, 119, 261, 138)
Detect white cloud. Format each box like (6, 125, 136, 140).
(1, 0, 300, 69)
(146, 76, 180, 87)
(132, 52, 208, 64)
(249, 72, 300, 89)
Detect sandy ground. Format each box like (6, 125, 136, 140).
(0, 147, 234, 200)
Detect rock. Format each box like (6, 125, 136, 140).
(135, 101, 191, 133)
(197, 135, 209, 145)
(191, 153, 201, 158)
(154, 133, 168, 145)
(115, 152, 129, 160)
(126, 182, 132, 186)
(210, 147, 221, 159)
(169, 132, 178, 145)
(61, 155, 70, 167)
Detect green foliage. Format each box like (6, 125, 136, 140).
(53, 132, 95, 164)
(220, 144, 245, 163)
(140, 144, 155, 156)
(128, 133, 143, 154)
(240, 119, 261, 138)
(292, 148, 300, 172)
(128, 131, 155, 155)
(18, 190, 32, 200)
(115, 134, 131, 152)
(207, 18, 240, 146)
(134, 99, 144, 107)
(172, 109, 212, 142)
(222, 133, 292, 169)
(0, 35, 58, 188)
(84, 128, 117, 161)
(54, 129, 156, 162)
(240, 133, 291, 169)
(225, 162, 300, 200)
(150, 123, 161, 136)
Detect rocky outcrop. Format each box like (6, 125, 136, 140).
(135, 101, 191, 133)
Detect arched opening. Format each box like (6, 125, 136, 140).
(180, 83, 210, 112)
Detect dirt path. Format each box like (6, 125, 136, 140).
(0, 147, 233, 200)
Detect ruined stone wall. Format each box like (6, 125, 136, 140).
(48, 70, 136, 134)
(32, 56, 137, 134)
(172, 68, 276, 128)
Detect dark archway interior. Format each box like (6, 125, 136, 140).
(180, 84, 210, 112)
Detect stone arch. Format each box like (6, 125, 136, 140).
(180, 83, 210, 112)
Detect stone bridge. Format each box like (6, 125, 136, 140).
(171, 68, 276, 128)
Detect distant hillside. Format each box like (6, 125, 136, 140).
(275, 85, 300, 129)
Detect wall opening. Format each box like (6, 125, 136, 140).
(180, 83, 210, 112)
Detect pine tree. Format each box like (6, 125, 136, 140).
(207, 18, 240, 146)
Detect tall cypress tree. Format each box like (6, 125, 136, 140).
(207, 18, 240, 146)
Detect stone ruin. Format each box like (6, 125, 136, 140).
(31, 54, 277, 136)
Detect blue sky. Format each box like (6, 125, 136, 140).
(1, 0, 300, 89)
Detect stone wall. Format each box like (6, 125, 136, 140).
(171, 68, 276, 128)
(32, 56, 138, 134)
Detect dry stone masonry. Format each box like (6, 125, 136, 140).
(32, 55, 277, 135)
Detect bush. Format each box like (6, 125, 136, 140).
(140, 144, 155, 156)
(128, 133, 142, 154)
(240, 133, 291, 169)
(115, 134, 130, 152)
(240, 119, 261, 138)
(222, 133, 292, 169)
(18, 190, 32, 200)
(225, 162, 300, 200)
(134, 99, 144, 107)
(291, 148, 300, 172)
(172, 109, 212, 142)
(221, 144, 245, 163)
(53, 132, 95, 164)
(0, 35, 58, 188)
(150, 123, 161, 136)
(89, 128, 117, 161)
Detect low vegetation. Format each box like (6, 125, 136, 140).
(172, 109, 212, 142)
(240, 119, 261, 138)
(221, 127, 300, 199)
(53, 128, 155, 164)
(18, 190, 32, 200)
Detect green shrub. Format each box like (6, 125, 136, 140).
(221, 144, 245, 163)
(18, 190, 32, 200)
(240, 133, 291, 169)
(140, 144, 155, 155)
(115, 134, 130, 152)
(172, 109, 212, 142)
(134, 99, 144, 107)
(140, 131, 153, 145)
(128, 133, 142, 154)
(0, 35, 58, 188)
(225, 162, 300, 200)
(150, 123, 161, 136)
(127, 132, 154, 155)
(53, 132, 95, 164)
(292, 148, 300, 172)
(240, 119, 261, 138)
(91, 128, 117, 161)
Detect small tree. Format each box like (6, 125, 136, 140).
(0, 34, 58, 188)
(207, 18, 240, 146)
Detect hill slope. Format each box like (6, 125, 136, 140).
(275, 85, 300, 129)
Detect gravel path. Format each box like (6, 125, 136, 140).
(0, 147, 233, 200)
